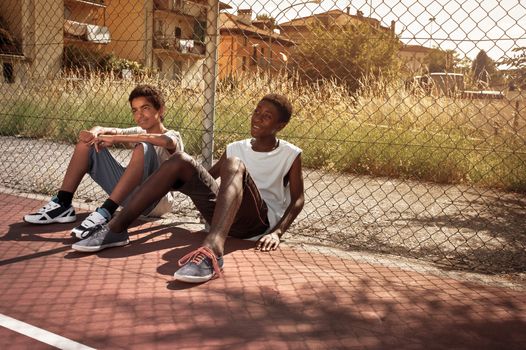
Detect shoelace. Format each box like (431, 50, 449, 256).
(178, 247, 222, 278)
(81, 224, 107, 239)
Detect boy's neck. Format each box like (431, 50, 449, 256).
(144, 123, 166, 134)
(251, 137, 279, 152)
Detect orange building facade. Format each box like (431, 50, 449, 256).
(218, 10, 295, 79)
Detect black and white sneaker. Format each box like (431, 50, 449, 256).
(23, 197, 76, 224)
(71, 208, 111, 239)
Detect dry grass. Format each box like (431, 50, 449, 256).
(1, 73, 525, 191)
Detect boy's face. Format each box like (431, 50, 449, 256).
(130, 96, 163, 130)
(250, 100, 286, 138)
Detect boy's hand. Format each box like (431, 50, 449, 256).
(79, 130, 96, 144)
(93, 135, 114, 152)
(256, 232, 281, 252)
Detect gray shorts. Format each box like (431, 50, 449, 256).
(88, 142, 160, 214)
(173, 156, 270, 239)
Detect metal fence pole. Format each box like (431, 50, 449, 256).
(201, 0, 220, 169)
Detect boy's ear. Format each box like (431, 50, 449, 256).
(276, 121, 287, 132)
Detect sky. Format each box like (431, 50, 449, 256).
(222, 0, 526, 64)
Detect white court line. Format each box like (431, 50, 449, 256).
(0, 314, 95, 350)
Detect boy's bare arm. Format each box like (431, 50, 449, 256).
(78, 126, 120, 144)
(208, 152, 226, 179)
(257, 155, 305, 252)
(91, 133, 179, 153)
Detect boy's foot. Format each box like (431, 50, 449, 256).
(71, 208, 111, 239)
(71, 224, 129, 253)
(174, 247, 223, 283)
(23, 197, 76, 224)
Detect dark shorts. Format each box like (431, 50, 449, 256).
(174, 157, 270, 239)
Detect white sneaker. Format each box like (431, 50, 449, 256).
(71, 208, 111, 239)
(24, 197, 77, 224)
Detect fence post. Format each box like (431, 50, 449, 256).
(201, 0, 220, 169)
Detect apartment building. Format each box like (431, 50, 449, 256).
(83, 0, 226, 87)
(0, 0, 63, 83)
(1, 0, 229, 88)
(218, 9, 295, 79)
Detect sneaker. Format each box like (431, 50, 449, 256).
(23, 197, 76, 224)
(71, 208, 111, 239)
(71, 224, 129, 253)
(174, 247, 224, 283)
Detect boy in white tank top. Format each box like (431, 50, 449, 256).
(72, 94, 305, 284)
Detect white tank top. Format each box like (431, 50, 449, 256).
(226, 139, 302, 230)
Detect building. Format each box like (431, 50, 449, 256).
(1, 0, 230, 88)
(0, 0, 63, 83)
(218, 9, 295, 79)
(278, 8, 395, 43)
(103, 0, 209, 84)
(399, 44, 435, 75)
(103, 0, 231, 87)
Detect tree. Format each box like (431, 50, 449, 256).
(424, 48, 460, 73)
(293, 21, 401, 92)
(255, 13, 276, 26)
(456, 55, 472, 74)
(499, 46, 526, 90)
(471, 49, 503, 88)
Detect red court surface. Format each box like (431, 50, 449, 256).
(1, 192, 525, 349)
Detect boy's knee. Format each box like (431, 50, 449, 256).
(164, 151, 196, 169)
(161, 151, 199, 180)
(133, 142, 158, 160)
(221, 157, 246, 174)
(134, 142, 154, 152)
(168, 151, 189, 162)
(133, 142, 144, 152)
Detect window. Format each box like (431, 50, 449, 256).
(172, 60, 182, 81)
(175, 27, 182, 39)
(172, 0, 183, 10)
(64, 6, 71, 20)
(157, 57, 163, 72)
(3, 63, 14, 84)
(155, 19, 165, 36)
(193, 20, 206, 42)
(251, 46, 258, 66)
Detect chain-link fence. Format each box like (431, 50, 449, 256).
(0, 0, 525, 276)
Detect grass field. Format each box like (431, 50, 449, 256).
(1, 74, 525, 192)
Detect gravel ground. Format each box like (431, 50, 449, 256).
(1, 136, 525, 282)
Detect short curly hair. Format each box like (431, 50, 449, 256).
(261, 93, 293, 123)
(128, 84, 165, 111)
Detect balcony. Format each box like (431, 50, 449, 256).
(154, 0, 207, 19)
(64, 0, 107, 8)
(64, 20, 111, 44)
(153, 35, 205, 58)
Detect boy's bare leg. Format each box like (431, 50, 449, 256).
(107, 144, 145, 204)
(60, 141, 92, 193)
(109, 152, 196, 232)
(203, 158, 245, 256)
